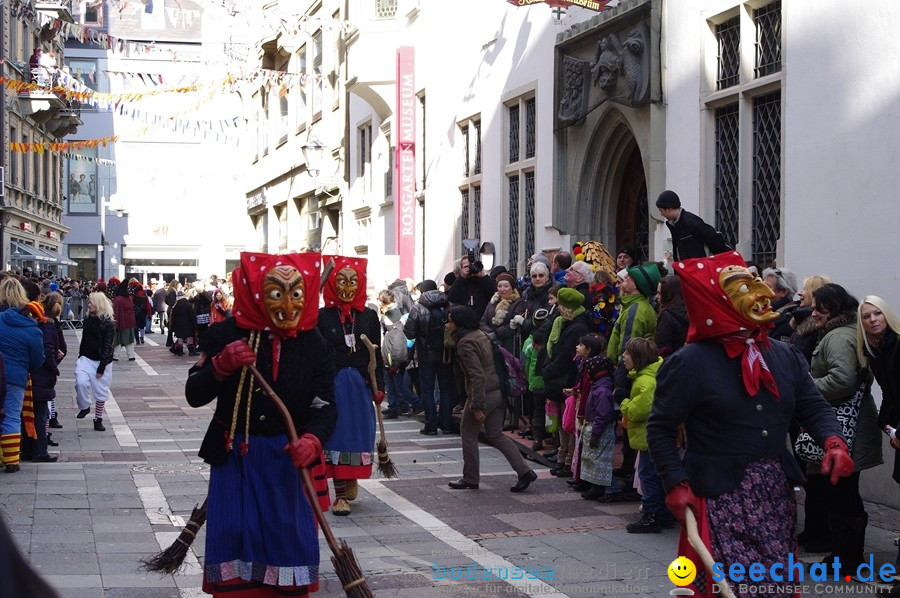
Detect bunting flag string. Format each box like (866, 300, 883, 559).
(61, 153, 116, 166)
(9, 137, 120, 154)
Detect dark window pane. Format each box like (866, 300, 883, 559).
(716, 16, 740, 90)
(473, 185, 482, 240)
(754, 1, 782, 78)
(524, 171, 535, 264)
(715, 103, 740, 248)
(473, 120, 482, 175)
(752, 92, 782, 268)
(508, 176, 519, 276)
(509, 104, 520, 164)
(462, 126, 469, 177)
(525, 98, 536, 159)
(461, 189, 470, 242)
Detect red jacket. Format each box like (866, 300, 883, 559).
(113, 295, 136, 330)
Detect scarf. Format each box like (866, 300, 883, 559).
(22, 376, 36, 440)
(547, 305, 585, 358)
(490, 289, 520, 327)
(676, 251, 780, 400)
(322, 255, 368, 323)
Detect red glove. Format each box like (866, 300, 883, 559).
(665, 481, 700, 525)
(284, 433, 322, 468)
(212, 340, 256, 378)
(373, 391, 385, 405)
(820, 435, 854, 485)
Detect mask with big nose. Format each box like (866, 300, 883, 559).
(335, 267, 359, 303)
(263, 265, 306, 331)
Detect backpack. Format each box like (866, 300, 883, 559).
(382, 323, 411, 367)
(424, 305, 448, 351)
(490, 341, 527, 398)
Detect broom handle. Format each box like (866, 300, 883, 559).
(684, 507, 736, 598)
(359, 335, 387, 442)
(245, 364, 343, 557)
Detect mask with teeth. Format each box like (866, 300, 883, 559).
(231, 251, 322, 336)
(322, 256, 369, 322)
(720, 266, 779, 326)
(335, 267, 359, 303)
(263, 265, 306, 331)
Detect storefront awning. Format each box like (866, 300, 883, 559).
(36, 246, 77, 266)
(11, 242, 52, 263)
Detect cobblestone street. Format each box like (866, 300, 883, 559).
(2, 330, 897, 597)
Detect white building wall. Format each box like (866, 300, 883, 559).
(346, 2, 596, 284)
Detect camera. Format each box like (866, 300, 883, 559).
(462, 239, 483, 276)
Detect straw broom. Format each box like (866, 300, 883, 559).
(359, 334, 398, 479)
(685, 507, 737, 598)
(141, 257, 338, 575)
(247, 364, 374, 598)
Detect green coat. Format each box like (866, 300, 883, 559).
(619, 358, 663, 451)
(522, 336, 545, 392)
(809, 317, 882, 472)
(607, 294, 657, 362)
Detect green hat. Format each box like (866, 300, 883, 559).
(626, 263, 663, 297)
(557, 288, 585, 310)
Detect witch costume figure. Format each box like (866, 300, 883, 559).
(185, 251, 337, 598)
(318, 256, 384, 516)
(647, 251, 854, 598)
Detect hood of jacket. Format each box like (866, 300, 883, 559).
(419, 289, 448, 309)
(0, 308, 38, 329)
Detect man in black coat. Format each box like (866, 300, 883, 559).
(447, 254, 496, 319)
(655, 190, 731, 261)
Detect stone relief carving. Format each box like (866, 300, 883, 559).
(557, 20, 652, 126)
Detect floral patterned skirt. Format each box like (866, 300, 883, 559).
(706, 458, 797, 598)
(578, 421, 614, 486)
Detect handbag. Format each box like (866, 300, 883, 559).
(794, 381, 865, 463)
(545, 399, 560, 434)
(195, 312, 210, 325)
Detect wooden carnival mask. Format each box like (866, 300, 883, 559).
(335, 267, 360, 303)
(719, 265, 779, 327)
(262, 265, 307, 331)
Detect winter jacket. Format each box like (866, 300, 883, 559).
(113, 295, 136, 330)
(542, 312, 592, 401)
(620, 358, 662, 451)
(866, 328, 900, 431)
(648, 339, 843, 496)
(192, 290, 212, 318)
(454, 328, 501, 412)
(479, 291, 521, 353)
(655, 303, 689, 358)
(768, 297, 800, 343)
(789, 307, 819, 365)
(664, 208, 731, 261)
(809, 314, 882, 472)
(0, 309, 44, 388)
(78, 315, 115, 375)
(586, 376, 615, 443)
(447, 275, 497, 319)
(170, 298, 195, 340)
(404, 290, 449, 364)
(388, 280, 414, 315)
(607, 294, 657, 362)
(31, 320, 62, 401)
(514, 282, 551, 339)
(152, 288, 168, 313)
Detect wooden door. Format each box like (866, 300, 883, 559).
(615, 148, 649, 263)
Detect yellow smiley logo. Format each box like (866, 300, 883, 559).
(668, 556, 697, 586)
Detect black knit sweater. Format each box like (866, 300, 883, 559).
(317, 306, 385, 391)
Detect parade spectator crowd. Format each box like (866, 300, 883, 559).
(0, 189, 898, 595)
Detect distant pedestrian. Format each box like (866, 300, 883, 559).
(112, 283, 136, 361)
(151, 281, 167, 335)
(169, 293, 196, 357)
(655, 190, 731, 261)
(75, 292, 115, 432)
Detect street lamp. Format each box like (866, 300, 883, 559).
(301, 137, 326, 178)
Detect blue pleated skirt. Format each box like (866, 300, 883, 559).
(323, 367, 376, 478)
(204, 433, 319, 588)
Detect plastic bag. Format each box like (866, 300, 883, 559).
(545, 399, 560, 434)
(562, 394, 576, 435)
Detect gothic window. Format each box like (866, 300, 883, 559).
(715, 104, 740, 247)
(716, 16, 740, 90)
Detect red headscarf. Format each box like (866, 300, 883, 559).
(322, 255, 368, 322)
(231, 252, 322, 381)
(675, 251, 779, 399)
(232, 251, 322, 335)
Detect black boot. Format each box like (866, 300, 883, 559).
(824, 513, 867, 576)
(48, 417, 63, 429)
(94, 418, 106, 432)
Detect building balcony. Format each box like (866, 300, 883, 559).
(36, 1, 75, 23)
(45, 103, 83, 138)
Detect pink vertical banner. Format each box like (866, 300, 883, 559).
(395, 46, 416, 279)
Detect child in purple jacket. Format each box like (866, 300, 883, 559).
(573, 334, 616, 500)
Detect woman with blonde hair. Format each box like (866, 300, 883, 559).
(0, 277, 44, 472)
(75, 292, 115, 432)
(789, 274, 833, 365)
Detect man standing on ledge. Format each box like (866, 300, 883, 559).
(656, 190, 731, 261)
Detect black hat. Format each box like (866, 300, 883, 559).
(655, 190, 681, 209)
(616, 246, 637, 262)
(416, 280, 438, 293)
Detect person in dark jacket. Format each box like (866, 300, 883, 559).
(763, 267, 800, 342)
(447, 254, 497, 319)
(447, 305, 537, 493)
(405, 283, 456, 435)
(74, 292, 116, 432)
(185, 251, 336, 597)
(0, 277, 45, 473)
(509, 261, 552, 340)
(655, 190, 731, 261)
(164, 279, 179, 346)
(21, 295, 63, 462)
(655, 275, 688, 358)
(169, 293, 197, 356)
(789, 274, 833, 365)
(648, 252, 853, 597)
(191, 283, 212, 349)
(542, 288, 593, 477)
